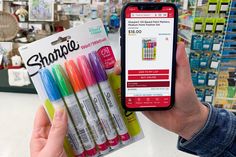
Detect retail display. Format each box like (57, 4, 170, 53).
(214, 1, 236, 111)
(19, 19, 143, 157)
(0, 0, 123, 93)
(173, 0, 236, 112)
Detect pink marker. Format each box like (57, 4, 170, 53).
(77, 55, 120, 150)
(148, 41, 151, 59)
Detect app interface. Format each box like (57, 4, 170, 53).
(125, 6, 174, 108)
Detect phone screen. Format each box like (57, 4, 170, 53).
(124, 5, 175, 109)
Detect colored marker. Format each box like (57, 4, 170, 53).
(52, 65, 98, 157)
(148, 41, 151, 59)
(65, 60, 110, 154)
(142, 41, 145, 60)
(151, 42, 154, 59)
(39, 69, 86, 157)
(89, 52, 130, 144)
(77, 55, 120, 149)
(145, 41, 147, 59)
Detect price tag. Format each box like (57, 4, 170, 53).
(128, 30, 142, 34)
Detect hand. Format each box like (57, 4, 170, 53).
(115, 42, 209, 140)
(30, 106, 68, 157)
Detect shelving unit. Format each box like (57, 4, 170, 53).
(168, 0, 236, 112)
(214, 0, 236, 111)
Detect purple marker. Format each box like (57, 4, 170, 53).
(89, 52, 130, 145)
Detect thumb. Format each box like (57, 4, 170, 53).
(176, 42, 192, 83)
(114, 60, 121, 75)
(44, 108, 68, 156)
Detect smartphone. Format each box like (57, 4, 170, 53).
(120, 3, 178, 110)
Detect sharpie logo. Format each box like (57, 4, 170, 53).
(27, 40, 79, 77)
(89, 26, 102, 35)
(105, 92, 113, 108)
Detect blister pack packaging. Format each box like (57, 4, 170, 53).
(19, 19, 144, 157)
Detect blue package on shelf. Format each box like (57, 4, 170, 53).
(200, 53, 210, 68)
(191, 70, 198, 86)
(212, 34, 223, 51)
(224, 41, 236, 48)
(232, 1, 236, 8)
(221, 57, 236, 62)
(210, 53, 221, 69)
(222, 49, 236, 56)
(207, 72, 217, 86)
(198, 71, 207, 86)
(202, 35, 213, 51)
(230, 10, 236, 16)
(228, 18, 236, 24)
(225, 33, 236, 40)
(195, 88, 205, 102)
(227, 24, 236, 32)
(190, 53, 200, 69)
(204, 89, 214, 103)
(191, 35, 203, 50)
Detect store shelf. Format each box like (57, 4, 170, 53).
(0, 69, 36, 94)
(216, 97, 236, 100)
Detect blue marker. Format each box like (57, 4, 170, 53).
(39, 69, 86, 157)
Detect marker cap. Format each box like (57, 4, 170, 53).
(77, 55, 96, 87)
(65, 60, 86, 92)
(39, 69, 61, 101)
(89, 52, 108, 83)
(52, 64, 73, 97)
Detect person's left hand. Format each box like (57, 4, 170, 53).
(30, 106, 68, 157)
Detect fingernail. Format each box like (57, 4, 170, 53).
(54, 108, 65, 120)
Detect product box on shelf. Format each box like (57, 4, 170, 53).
(19, 19, 144, 157)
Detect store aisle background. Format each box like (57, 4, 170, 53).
(0, 33, 195, 157)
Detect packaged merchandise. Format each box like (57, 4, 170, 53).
(207, 0, 218, 13)
(210, 53, 221, 69)
(207, 72, 217, 86)
(202, 35, 213, 51)
(197, 71, 207, 86)
(189, 52, 200, 69)
(195, 88, 205, 101)
(204, 18, 215, 33)
(191, 35, 203, 50)
(142, 39, 157, 60)
(218, 0, 230, 13)
(212, 34, 223, 51)
(191, 70, 198, 86)
(204, 89, 214, 103)
(193, 17, 204, 32)
(199, 53, 210, 68)
(215, 18, 226, 33)
(19, 19, 144, 157)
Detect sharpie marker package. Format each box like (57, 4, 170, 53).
(19, 19, 144, 157)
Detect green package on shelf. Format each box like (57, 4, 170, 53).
(204, 18, 216, 33)
(208, 0, 218, 13)
(218, 0, 231, 13)
(193, 17, 204, 32)
(215, 18, 226, 33)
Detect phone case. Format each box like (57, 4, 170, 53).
(120, 2, 178, 111)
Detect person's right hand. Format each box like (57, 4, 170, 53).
(115, 42, 209, 140)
